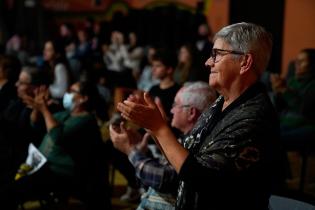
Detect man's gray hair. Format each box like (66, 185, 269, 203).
(179, 81, 217, 112)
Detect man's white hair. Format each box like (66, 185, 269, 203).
(178, 81, 217, 112)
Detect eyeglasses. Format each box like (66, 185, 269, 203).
(210, 48, 244, 63)
(172, 102, 191, 109)
(16, 80, 31, 86)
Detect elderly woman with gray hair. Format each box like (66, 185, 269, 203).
(116, 22, 285, 210)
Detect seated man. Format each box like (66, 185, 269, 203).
(110, 81, 217, 210)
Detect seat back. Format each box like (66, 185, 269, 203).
(269, 195, 315, 210)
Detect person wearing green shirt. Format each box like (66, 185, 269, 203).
(11, 77, 111, 210)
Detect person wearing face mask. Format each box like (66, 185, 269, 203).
(62, 90, 76, 111)
(8, 75, 111, 210)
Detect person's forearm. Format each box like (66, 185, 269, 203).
(129, 149, 177, 191)
(153, 125, 189, 173)
(30, 109, 41, 124)
(41, 108, 58, 132)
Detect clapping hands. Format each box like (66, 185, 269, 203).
(22, 85, 50, 113)
(117, 92, 168, 133)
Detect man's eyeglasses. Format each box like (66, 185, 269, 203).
(16, 80, 31, 86)
(68, 88, 81, 95)
(210, 48, 244, 63)
(172, 102, 191, 109)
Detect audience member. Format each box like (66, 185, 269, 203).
(90, 21, 102, 53)
(137, 46, 160, 92)
(42, 39, 72, 101)
(125, 32, 144, 80)
(65, 39, 81, 82)
(0, 55, 21, 209)
(76, 29, 92, 60)
(9, 77, 111, 210)
(0, 54, 21, 112)
(148, 48, 181, 121)
(270, 48, 315, 148)
(5, 33, 30, 65)
(1, 66, 53, 172)
(103, 31, 136, 90)
(110, 81, 217, 210)
(117, 22, 285, 210)
(174, 43, 208, 85)
(195, 23, 213, 63)
(0, 66, 55, 210)
(57, 23, 75, 50)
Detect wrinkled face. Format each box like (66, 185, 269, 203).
(205, 38, 241, 92)
(295, 52, 310, 78)
(171, 92, 190, 133)
(178, 46, 190, 64)
(151, 60, 168, 80)
(43, 41, 55, 62)
(16, 71, 33, 99)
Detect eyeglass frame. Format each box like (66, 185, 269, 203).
(16, 80, 32, 86)
(210, 48, 245, 63)
(172, 102, 191, 109)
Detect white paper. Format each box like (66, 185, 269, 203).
(25, 143, 47, 175)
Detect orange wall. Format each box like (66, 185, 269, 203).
(282, 0, 315, 76)
(206, 0, 230, 35)
(206, 0, 315, 77)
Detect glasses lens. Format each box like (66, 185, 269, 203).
(212, 49, 218, 62)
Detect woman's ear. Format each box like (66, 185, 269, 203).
(240, 54, 253, 75)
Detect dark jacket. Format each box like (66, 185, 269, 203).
(176, 82, 285, 210)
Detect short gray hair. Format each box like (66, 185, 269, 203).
(214, 22, 273, 76)
(178, 81, 217, 112)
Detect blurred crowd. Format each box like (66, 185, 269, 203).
(0, 13, 314, 210)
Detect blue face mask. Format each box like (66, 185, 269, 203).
(63, 92, 75, 111)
